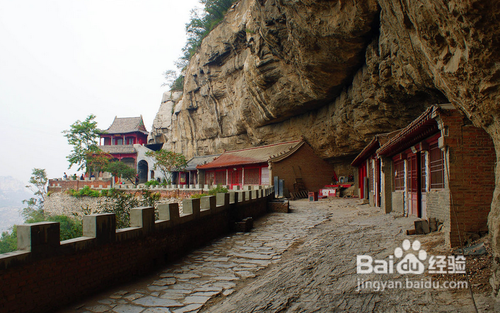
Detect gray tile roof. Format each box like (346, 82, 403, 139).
(105, 116, 148, 134)
(185, 154, 221, 171)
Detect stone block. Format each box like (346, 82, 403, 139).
(233, 217, 253, 232)
(238, 191, 245, 203)
(83, 213, 116, 244)
(17, 222, 60, 254)
(216, 193, 230, 208)
(268, 200, 289, 213)
(130, 207, 156, 235)
(183, 198, 201, 218)
(228, 192, 238, 204)
(158, 204, 170, 220)
(168, 203, 180, 222)
(251, 190, 257, 199)
(232, 185, 240, 191)
(201, 195, 216, 211)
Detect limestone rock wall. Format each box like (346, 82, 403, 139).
(149, 0, 500, 294)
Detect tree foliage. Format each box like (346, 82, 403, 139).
(0, 168, 83, 254)
(86, 150, 112, 174)
(22, 168, 48, 222)
(163, 0, 237, 90)
(145, 150, 188, 181)
(183, 0, 237, 62)
(62, 114, 103, 171)
(106, 161, 137, 185)
(97, 189, 161, 229)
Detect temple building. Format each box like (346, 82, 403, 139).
(352, 104, 495, 247)
(99, 116, 149, 170)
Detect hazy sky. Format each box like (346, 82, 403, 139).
(0, 0, 202, 184)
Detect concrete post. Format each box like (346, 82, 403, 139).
(17, 222, 60, 254)
(183, 198, 201, 218)
(130, 207, 155, 235)
(228, 192, 238, 204)
(251, 190, 257, 199)
(201, 195, 216, 211)
(216, 193, 230, 208)
(168, 203, 180, 221)
(158, 204, 170, 220)
(238, 191, 245, 203)
(83, 213, 116, 244)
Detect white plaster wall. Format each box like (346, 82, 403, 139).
(134, 144, 168, 182)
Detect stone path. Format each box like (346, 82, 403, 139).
(62, 199, 335, 313)
(61, 199, 499, 313)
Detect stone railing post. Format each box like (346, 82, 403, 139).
(83, 213, 116, 244)
(201, 196, 216, 211)
(130, 207, 155, 235)
(183, 198, 201, 218)
(17, 222, 60, 255)
(217, 193, 230, 208)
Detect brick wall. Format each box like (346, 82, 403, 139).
(272, 143, 337, 193)
(0, 189, 273, 313)
(440, 112, 496, 247)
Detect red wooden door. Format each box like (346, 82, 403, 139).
(229, 169, 242, 188)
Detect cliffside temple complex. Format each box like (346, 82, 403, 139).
(352, 104, 496, 247)
(5, 0, 500, 308)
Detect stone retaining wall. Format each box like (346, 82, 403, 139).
(0, 188, 273, 313)
(44, 193, 182, 217)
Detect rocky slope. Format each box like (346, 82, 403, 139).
(150, 0, 500, 294)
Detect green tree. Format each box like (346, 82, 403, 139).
(0, 169, 83, 254)
(22, 168, 48, 220)
(106, 161, 137, 185)
(62, 114, 103, 171)
(163, 0, 237, 87)
(145, 150, 188, 182)
(0, 227, 18, 254)
(86, 150, 112, 175)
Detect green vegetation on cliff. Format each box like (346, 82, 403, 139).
(164, 0, 238, 90)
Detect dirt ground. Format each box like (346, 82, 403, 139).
(201, 198, 499, 312)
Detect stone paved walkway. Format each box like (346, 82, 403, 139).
(61, 199, 499, 313)
(62, 199, 335, 313)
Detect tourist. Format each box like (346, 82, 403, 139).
(63, 172, 68, 179)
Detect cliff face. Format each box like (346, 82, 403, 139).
(150, 0, 500, 293)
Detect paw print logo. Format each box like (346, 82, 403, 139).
(395, 239, 427, 274)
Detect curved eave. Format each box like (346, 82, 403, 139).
(377, 107, 439, 157)
(351, 138, 380, 167)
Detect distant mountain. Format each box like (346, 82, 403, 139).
(0, 176, 32, 233)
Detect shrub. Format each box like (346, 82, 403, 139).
(145, 180, 160, 187)
(208, 184, 228, 196)
(191, 193, 208, 199)
(68, 186, 101, 197)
